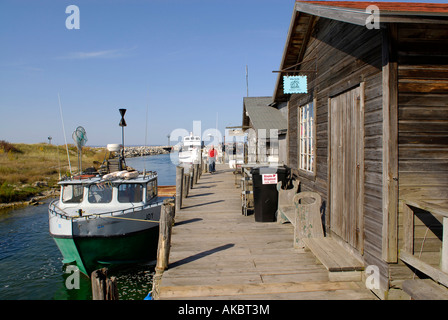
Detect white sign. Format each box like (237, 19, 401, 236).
(262, 174, 278, 185)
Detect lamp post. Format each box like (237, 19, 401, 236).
(119, 109, 127, 170)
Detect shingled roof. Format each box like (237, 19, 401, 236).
(242, 97, 287, 132)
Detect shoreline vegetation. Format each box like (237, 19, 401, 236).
(0, 141, 170, 211)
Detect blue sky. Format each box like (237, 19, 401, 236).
(0, 0, 447, 146)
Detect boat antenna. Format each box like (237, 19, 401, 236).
(119, 108, 127, 170)
(58, 93, 72, 176)
(144, 103, 149, 175)
(56, 144, 62, 180)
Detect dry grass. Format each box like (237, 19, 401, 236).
(0, 142, 106, 203)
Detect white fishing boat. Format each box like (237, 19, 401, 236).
(49, 111, 174, 276)
(48, 169, 168, 276)
(178, 133, 201, 165)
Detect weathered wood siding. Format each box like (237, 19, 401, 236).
(287, 17, 387, 288)
(393, 23, 448, 283)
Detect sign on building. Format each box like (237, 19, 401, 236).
(283, 75, 307, 94)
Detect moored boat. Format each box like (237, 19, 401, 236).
(49, 169, 170, 276)
(178, 133, 201, 165)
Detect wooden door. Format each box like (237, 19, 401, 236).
(329, 85, 364, 252)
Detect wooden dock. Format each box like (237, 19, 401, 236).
(153, 164, 377, 300)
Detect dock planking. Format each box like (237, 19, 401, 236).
(154, 164, 377, 300)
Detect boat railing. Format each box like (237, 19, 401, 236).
(49, 198, 163, 221)
(59, 171, 158, 183)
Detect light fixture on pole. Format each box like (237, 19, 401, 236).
(119, 108, 127, 170)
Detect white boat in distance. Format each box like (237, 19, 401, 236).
(178, 133, 201, 165)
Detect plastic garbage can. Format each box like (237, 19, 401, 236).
(251, 166, 290, 222)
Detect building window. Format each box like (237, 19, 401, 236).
(299, 102, 315, 173)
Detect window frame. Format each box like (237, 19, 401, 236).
(117, 183, 143, 203)
(298, 99, 316, 177)
(146, 179, 157, 202)
(61, 184, 84, 204)
(87, 183, 113, 204)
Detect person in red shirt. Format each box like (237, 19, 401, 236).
(208, 145, 217, 173)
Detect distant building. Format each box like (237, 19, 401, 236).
(242, 96, 287, 164)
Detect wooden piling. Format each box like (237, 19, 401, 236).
(194, 163, 199, 184)
(155, 199, 175, 272)
(183, 172, 189, 197)
(175, 166, 184, 211)
(203, 156, 208, 173)
(189, 167, 194, 189)
(91, 268, 119, 300)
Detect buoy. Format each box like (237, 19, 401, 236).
(144, 292, 153, 300)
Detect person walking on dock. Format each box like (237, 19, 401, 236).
(208, 145, 217, 174)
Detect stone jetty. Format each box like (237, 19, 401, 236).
(123, 146, 171, 158)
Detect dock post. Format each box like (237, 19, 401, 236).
(183, 172, 190, 197)
(194, 163, 199, 184)
(176, 166, 184, 211)
(91, 268, 118, 300)
(203, 156, 208, 173)
(190, 165, 194, 189)
(156, 199, 175, 272)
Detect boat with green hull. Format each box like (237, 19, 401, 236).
(49, 170, 169, 276)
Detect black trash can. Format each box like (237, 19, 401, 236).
(251, 166, 290, 222)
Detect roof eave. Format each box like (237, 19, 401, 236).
(272, 2, 448, 104)
(296, 2, 448, 25)
(272, 3, 301, 103)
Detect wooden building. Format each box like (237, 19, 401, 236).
(270, 1, 448, 298)
(242, 96, 288, 164)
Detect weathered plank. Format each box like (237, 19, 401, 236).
(302, 238, 364, 272)
(402, 279, 448, 300)
(159, 281, 363, 299)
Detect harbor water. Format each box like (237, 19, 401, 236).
(0, 152, 177, 300)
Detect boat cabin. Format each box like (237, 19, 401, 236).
(181, 134, 201, 151)
(58, 174, 158, 215)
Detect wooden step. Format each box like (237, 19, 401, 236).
(302, 238, 364, 272)
(158, 281, 364, 299)
(402, 279, 448, 300)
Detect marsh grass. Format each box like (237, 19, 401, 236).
(0, 142, 106, 203)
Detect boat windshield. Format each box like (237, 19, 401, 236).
(62, 184, 84, 203)
(88, 183, 113, 204)
(146, 180, 157, 201)
(118, 183, 143, 203)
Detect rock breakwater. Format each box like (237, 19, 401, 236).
(124, 146, 171, 158)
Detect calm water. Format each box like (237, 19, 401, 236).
(0, 153, 177, 300)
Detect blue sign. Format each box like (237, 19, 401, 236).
(283, 76, 307, 94)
